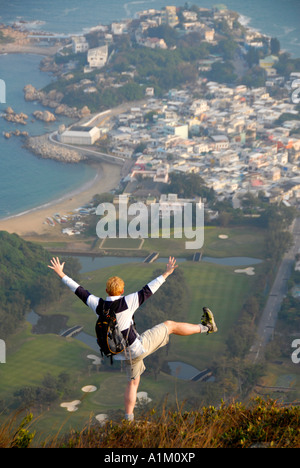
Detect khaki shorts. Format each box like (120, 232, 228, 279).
(125, 323, 169, 380)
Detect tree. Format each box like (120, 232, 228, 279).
(218, 212, 233, 227)
(164, 172, 215, 200)
(208, 61, 237, 84)
(0, 232, 80, 339)
(147, 24, 179, 47)
(270, 37, 280, 55)
(240, 66, 266, 88)
(217, 38, 238, 60)
(245, 47, 260, 67)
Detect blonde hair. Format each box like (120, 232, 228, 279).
(106, 276, 124, 296)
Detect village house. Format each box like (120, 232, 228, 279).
(111, 22, 128, 35)
(97, 42, 299, 208)
(72, 36, 89, 53)
(210, 135, 230, 150)
(87, 45, 108, 69)
(161, 6, 179, 28)
(141, 37, 167, 49)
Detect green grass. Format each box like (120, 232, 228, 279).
(140, 225, 266, 259)
(201, 226, 267, 258)
(2, 397, 299, 448)
(0, 324, 89, 399)
(0, 258, 261, 434)
(38, 258, 261, 372)
(101, 237, 144, 249)
(0, 225, 268, 434)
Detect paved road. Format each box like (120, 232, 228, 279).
(49, 131, 125, 165)
(48, 99, 149, 165)
(249, 216, 300, 363)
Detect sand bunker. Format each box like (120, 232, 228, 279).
(81, 385, 97, 393)
(234, 267, 255, 276)
(87, 354, 101, 365)
(60, 400, 81, 412)
(218, 234, 228, 239)
(95, 414, 108, 425)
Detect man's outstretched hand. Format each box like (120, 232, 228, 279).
(163, 256, 178, 279)
(48, 257, 66, 279)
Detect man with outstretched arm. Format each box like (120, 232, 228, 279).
(48, 256, 217, 422)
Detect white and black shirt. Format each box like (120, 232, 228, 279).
(62, 274, 165, 359)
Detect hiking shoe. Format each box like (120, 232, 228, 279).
(201, 307, 218, 334)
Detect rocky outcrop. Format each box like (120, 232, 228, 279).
(3, 107, 28, 125)
(80, 105, 91, 117)
(23, 84, 91, 119)
(39, 56, 61, 74)
(33, 110, 56, 122)
(25, 134, 86, 163)
(23, 84, 45, 102)
(24, 85, 63, 109)
(4, 130, 28, 139)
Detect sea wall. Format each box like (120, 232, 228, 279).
(24, 133, 85, 163)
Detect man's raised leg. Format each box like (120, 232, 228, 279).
(164, 308, 218, 336)
(164, 320, 204, 335)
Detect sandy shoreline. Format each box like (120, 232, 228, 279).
(0, 162, 122, 237)
(0, 41, 123, 238)
(0, 43, 61, 56)
(0, 38, 126, 238)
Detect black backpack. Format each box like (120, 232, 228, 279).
(95, 299, 126, 364)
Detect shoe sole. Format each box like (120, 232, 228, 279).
(203, 307, 218, 333)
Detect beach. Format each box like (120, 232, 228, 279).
(0, 24, 63, 57)
(0, 42, 62, 57)
(0, 162, 121, 238)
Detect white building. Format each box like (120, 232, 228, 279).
(161, 6, 179, 27)
(190, 99, 209, 116)
(213, 150, 239, 167)
(72, 36, 89, 53)
(111, 22, 128, 35)
(210, 135, 229, 150)
(87, 45, 108, 69)
(59, 126, 101, 145)
(142, 37, 168, 49)
(165, 123, 189, 139)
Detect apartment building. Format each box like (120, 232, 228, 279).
(87, 45, 108, 69)
(72, 36, 89, 53)
(161, 6, 179, 27)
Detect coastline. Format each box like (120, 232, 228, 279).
(0, 38, 122, 237)
(0, 43, 61, 56)
(0, 162, 122, 237)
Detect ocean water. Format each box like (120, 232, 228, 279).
(0, 0, 299, 219)
(0, 54, 95, 219)
(0, 0, 299, 57)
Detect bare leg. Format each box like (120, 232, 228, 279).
(124, 321, 202, 419)
(164, 320, 201, 335)
(124, 375, 140, 418)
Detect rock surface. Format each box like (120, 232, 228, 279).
(25, 134, 86, 163)
(3, 107, 28, 125)
(23, 85, 91, 119)
(33, 110, 56, 122)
